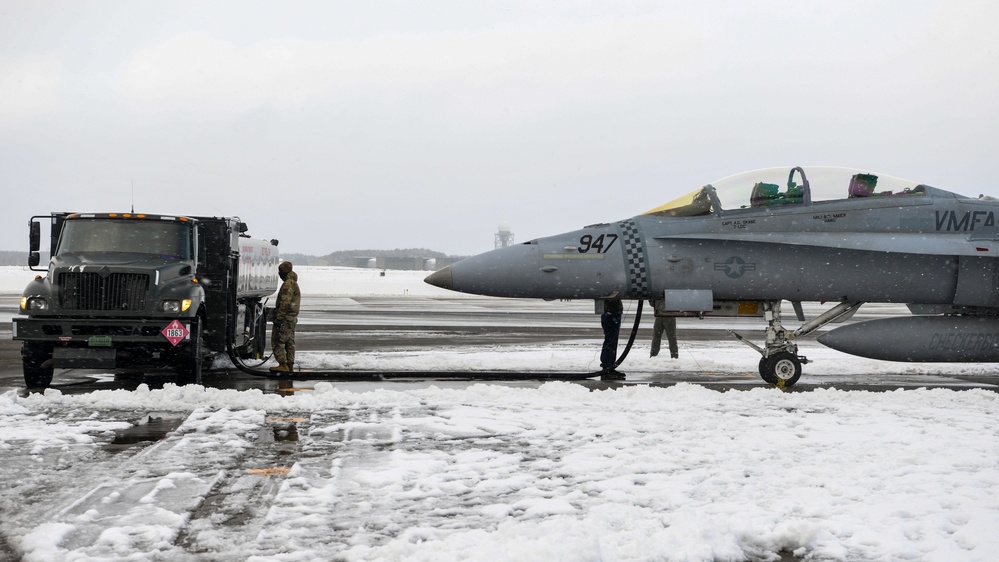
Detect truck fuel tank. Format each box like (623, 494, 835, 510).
(237, 237, 280, 298)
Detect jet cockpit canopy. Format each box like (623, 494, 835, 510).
(644, 166, 936, 217)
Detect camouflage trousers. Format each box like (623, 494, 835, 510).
(651, 316, 679, 358)
(272, 317, 298, 366)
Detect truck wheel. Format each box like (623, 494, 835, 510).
(760, 352, 801, 387)
(22, 342, 54, 388)
(176, 319, 203, 386)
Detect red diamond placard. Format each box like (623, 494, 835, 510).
(161, 320, 189, 346)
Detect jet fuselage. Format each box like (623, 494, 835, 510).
(424, 166, 999, 380)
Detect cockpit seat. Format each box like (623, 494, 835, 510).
(750, 182, 781, 207)
(783, 183, 804, 204)
(848, 173, 878, 198)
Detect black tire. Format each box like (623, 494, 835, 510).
(760, 352, 802, 387)
(22, 342, 54, 388)
(176, 318, 203, 386)
(758, 356, 778, 385)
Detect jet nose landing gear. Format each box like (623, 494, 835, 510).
(732, 300, 864, 388)
(759, 351, 802, 388)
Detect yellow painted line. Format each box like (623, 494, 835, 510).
(542, 253, 605, 260)
(247, 467, 292, 476)
(276, 388, 314, 393)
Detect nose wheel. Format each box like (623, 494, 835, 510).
(733, 300, 805, 388)
(759, 352, 802, 387)
(733, 300, 863, 388)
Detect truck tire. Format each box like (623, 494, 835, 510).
(176, 318, 203, 386)
(22, 342, 54, 388)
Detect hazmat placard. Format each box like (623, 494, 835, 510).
(161, 320, 189, 346)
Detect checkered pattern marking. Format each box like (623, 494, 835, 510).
(618, 219, 650, 298)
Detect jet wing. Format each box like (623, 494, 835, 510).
(654, 231, 999, 256)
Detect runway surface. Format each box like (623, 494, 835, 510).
(2, 294, 997, 394)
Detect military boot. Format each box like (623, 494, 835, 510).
(269, 363, 289, 373)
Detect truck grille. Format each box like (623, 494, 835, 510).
(58, 272, 150, 311)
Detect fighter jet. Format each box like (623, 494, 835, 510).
(425, 166, 999, 386)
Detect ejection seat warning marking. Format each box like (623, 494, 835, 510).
(722, 219, 756, 229)
(161, 320, 189, 346)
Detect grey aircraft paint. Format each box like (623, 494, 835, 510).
(426, 166, 999, 386)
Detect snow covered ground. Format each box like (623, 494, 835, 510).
(0, 265, 460, 299)
(2, 382, 998, 562)
(2, 266, 999, 561)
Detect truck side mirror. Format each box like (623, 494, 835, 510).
(29, 221, 40, 253)
(29, 252, 40, 267)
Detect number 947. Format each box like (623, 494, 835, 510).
(577, 233, 618, 253)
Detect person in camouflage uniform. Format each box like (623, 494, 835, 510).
(270, 261, 301, 373)
(649, 300, 679, 360)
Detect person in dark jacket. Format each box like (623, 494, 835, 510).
(270, 261, 301, 373)
(599, 299, 625, 380)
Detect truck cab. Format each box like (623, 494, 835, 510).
(14, 213, 279, 387)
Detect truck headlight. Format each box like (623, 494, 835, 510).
(159, 299, 193, 313)
(21, 297, 48, 311)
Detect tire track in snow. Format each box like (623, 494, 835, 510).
(177, 411, 327, 559)
(214, 406, 418, 560)
(16, 407, 267, 561)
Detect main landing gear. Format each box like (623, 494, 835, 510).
(731, 300, 864, 388)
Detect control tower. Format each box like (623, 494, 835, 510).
(495, 223, 514, 249)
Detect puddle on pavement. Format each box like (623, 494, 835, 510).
(274, 380, 316, 394)
(257, 419, 301, 455)
(262, 424, 299, 442)
(104, 412, 186, 453)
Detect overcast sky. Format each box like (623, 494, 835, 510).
(2, 1, 997, 257)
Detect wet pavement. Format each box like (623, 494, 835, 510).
(2, 294, 998, 394)
(2, 294, 997, 561)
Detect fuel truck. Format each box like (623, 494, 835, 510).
(13, 212, 280, 387)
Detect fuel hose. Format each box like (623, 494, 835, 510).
(614, 299, 644, 368)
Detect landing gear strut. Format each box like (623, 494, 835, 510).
(732, 300, 863, 388)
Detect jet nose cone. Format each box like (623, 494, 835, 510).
(424, 266, 453, 290)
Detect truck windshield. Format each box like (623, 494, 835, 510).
(56, 219, 192, 259)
